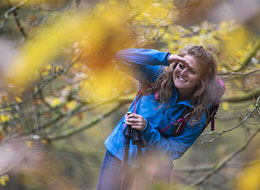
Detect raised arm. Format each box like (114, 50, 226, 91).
(115, 48, 171, 84)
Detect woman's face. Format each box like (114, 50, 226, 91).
(173, 54, 202, 97)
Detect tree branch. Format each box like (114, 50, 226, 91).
(191, 127, 260, 187)
(0, 49, 83, 111)
(222, 69, 260, 79)
(0, 0, 29, 30)
(201, 106, 258, 143)
(219, 38, 260, 75)
(6, 0, 27, 38)
(47, 101, 128, 141)
(221, 87, 260, 103)
(173, 159, 260, 173)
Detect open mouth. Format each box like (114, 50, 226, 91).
(177, 76, 187, 82)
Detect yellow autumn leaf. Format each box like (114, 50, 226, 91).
(34, 70, 39, 75)
(236, 161, 260, 190)
(73, 62, 81, 69)
(199, 29, 207, 35)
(66, 101, 76, 110)
(246, 42, 252, 51)
(248, 104, 255, 110)
(256, 64, 260, 69)
(55, 66, 63, 73)
(50, 98, 61, 107)
(0, 178, 6, 186)
(172, 35, 181, 41)
(41, 70, 49, 77)
(46, 64, 52, 70)
(14, 96, 22, 103)
(8, 0, 62, 5)
(236, 50, 244, 58)
(135, 1, 175, 24)
(1, 93, 8, 101)
(26, 141, 33, 148)
(41, 139, 48, 145)
(221, 102, 230, 111)
(223, 26, 250, 56)
(6, 3, 133, 89)
(2, 175, 9, 182)
(34, 86, 38, 93)
(0, 115, 11, 123)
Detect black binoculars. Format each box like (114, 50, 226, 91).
(124, 112, 147, 148)
(123, 112, 147, 165)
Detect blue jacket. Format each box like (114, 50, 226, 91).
(105, 48, 206, 167)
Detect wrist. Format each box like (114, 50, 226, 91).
(141, 119, 149, 134)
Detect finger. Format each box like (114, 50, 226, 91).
(126, 117, 140, 123)
(131, 125, 143, 131)
(126, 121, 141, 126)
(172, 55, 186, 62)
(178, 59, 191, 65)
(176, 57, 186, 62)
(129, 113, 141, 118)
(127, 113, 136, 118)
(127, 113, 141, 120)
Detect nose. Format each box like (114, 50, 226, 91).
(180, 68, 188, 76)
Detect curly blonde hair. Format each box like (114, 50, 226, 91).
(141, 45, 221, 118)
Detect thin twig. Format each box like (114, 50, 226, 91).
(221, 87, 260, 103)
(0, 50, 83, 111)
(201, 106, 257, 143)
(6, 0, 27, 38)
(191, 127, 260, 187)
(219, 38, 260, 75)
(222, 69, 260, 79)
(48, 102, 127, 141)
(173, 159, 260, 173)
(0, 0, 29, 30)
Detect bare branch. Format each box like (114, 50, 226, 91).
(201, 100, 259, 143)
(6, 0, 27, 38)
(27, 95, 130, 135)
(191, 127, 260, 187)
(0, 50, 83, 111)
(48, 102, 128, 141)
(222, 69, 260, 79)
(219, 38, 260, 75)
(0, 0, 29, 30)
(221, 87, 260, 103)
(173, 159, 260, 173)
(38, 89, 63, 116)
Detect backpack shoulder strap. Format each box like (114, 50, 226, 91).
(199, 104, 219, 135)
(171, 106, 193, 137)
(173, 104, 219, 137)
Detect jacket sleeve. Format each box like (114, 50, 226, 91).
(141, 114, 207, 160)
(115, 48, 171, 84)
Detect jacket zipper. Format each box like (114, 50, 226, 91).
(162, 104, 170, 114)
(149, 106, 164, 122)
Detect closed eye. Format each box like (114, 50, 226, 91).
(189, 69, 196, 74)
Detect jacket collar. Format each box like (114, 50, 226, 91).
(172, 85, 194, 108)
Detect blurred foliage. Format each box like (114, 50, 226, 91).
(235, 153, 260, 190)
(0, 0, 259, 189)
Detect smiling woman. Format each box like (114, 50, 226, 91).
(97, 46, 224, 190)
(172, 54, 202, 98)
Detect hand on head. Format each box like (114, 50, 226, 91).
(168, 54, 190, 65)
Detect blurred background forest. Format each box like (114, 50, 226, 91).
(0, 0, 259, 189)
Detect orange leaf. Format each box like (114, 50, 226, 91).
(0, 133, 5, 142)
